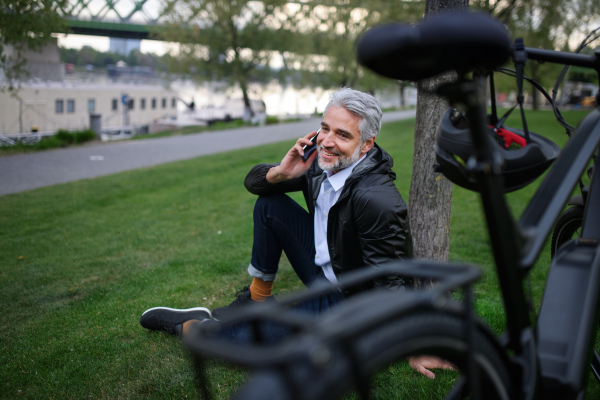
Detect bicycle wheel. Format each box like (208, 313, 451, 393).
(354, 311, 513, 399)
(234, 311, 513, 400)
(551, 206, 584, 258)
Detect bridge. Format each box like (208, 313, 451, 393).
(55, 0, 308, 53)
(57, 0, 166, 39)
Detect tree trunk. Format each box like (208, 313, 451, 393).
(408, 0, 468, 266)
(399, 82, 406, 108)
(240, 80, 255, 121)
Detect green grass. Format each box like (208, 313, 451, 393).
(1, 109, 597, 399)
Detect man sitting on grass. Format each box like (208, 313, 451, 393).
(140, 87, 452, 378)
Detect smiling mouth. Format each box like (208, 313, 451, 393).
(319, 145, 340, 159)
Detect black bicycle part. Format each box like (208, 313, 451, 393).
(536, 239, 600, 399)
(186, 261, 481, 365)
(359, 13, 600, 400)
(494, 67, 569, 130)
(339, 13, 600, 399)
(593, 348, 600, 384)
(513, 38, 532, 144)
(551, 206, 584, 258)
(434, 107, 561, 193)
(185, 261, 489, 400)
(551, 24, 600, 135)
(356, 12, 511, 81)
(230, 311, 514, 400)
(489, 73, 498, 125)
(238, 311, 512, 400)
(520, 110, 600, 267)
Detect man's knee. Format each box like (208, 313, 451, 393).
(254, 193, 288, 208)
(253, 194, 290, 218)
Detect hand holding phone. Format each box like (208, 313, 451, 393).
(301, 129, 320, 162)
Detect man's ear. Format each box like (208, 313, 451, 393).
(361, 137, 375, 155)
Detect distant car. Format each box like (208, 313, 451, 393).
(196, 99, 266, 123)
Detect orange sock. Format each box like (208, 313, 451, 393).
(249, 277, 273, 302)
(182, 320, 202, 337)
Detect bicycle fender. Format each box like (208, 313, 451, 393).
(567, 195, 584, 206)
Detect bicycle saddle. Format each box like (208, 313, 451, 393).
(357, 12, 511, 81)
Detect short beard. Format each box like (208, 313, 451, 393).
(317, 142, 363, 172)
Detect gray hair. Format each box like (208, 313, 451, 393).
(323, 87, 383, 143)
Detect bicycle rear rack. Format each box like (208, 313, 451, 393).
(184, 260, 484, 400)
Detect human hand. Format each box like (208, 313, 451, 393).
(266, 131, 319, 183)
(408, 355, 455, 379)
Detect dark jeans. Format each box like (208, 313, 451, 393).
(215, 194, 345, 345)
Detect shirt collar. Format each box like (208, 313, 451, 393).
(325, 153, 367, 192)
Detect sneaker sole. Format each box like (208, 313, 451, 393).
(141, 306, 213, 320)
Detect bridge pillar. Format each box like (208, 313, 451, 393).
(6, 38, 64, 82)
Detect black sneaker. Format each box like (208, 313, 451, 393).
(212, 286, 275, 320)
(140, 306, 212, 335)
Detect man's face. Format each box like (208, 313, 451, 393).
(317, 106, 373, 173)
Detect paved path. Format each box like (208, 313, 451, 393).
(0, 110, 415, 196)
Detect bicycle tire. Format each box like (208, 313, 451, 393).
(234, 311, 513, 400)
(551, 206, 584, 258)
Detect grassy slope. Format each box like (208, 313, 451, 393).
(1, 110, 596, 399)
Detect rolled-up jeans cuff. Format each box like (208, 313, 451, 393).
(247, 264, 276, 282)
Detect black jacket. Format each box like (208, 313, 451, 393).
(244, 143, 413, 296)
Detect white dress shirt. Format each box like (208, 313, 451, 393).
(314, 154, 366, 284)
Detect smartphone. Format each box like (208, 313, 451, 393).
(301, 129, 320, 162)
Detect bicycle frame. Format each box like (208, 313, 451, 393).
(442, 47, 600, 399)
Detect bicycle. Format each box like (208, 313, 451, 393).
(551, 164, 594, 258)
(184, 12, 600, 400)
(546, 26, 600, 259)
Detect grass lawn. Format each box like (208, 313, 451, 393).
(1, 108, 597, 399)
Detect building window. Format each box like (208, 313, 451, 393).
(88, 99, 95, 112)
(112, 98, 118, 111)
(162, 98, 166, 108)
(141, 98, 146, 110)
(55, 99, 64, 114)
(128, 99, 134, 110)
(151, 98, 156, 109)
(172, 97, 176, 108)
(67, 99, 75, 113)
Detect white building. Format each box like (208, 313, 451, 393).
(0, 81, 179, 135)
(109, 38, 141, 56)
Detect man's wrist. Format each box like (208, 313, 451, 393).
(266, 166, 287, 184)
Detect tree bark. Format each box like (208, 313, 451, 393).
(408, 0, 468, 265)
(240, 80, 255, 121)
(399, 82, 406, 108)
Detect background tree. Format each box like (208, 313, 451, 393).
(158, 0, 302, 119)
(0, 0, 67, 92)
(474, 0, 599, 109)
(408, 0, 468, 265)
(285, 1, 423, 97)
